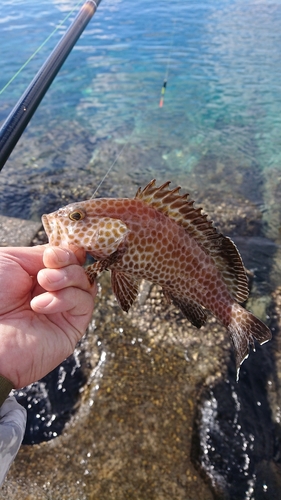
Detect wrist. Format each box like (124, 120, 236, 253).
(0, 374, 14, 407)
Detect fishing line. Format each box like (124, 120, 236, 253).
(0, 0, 100, 171)
(91, 142, 127, 198)
(159, 20, 176, 108)
(0, 0, 84, 96)
(92, 22, 177, 196)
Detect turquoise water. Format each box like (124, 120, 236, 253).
(0, 0, 281, 235)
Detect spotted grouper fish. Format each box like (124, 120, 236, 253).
(42, 180, 271, 374)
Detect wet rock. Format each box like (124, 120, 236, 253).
(192, 341, 277, 500)
(14, 349, 90, 445)
(191, 233, 281, 499)
(0, 216, 42, 247)
(1, 163, 280, 499)
(1, 273, 226, 500)
(2, 256, 276, 500)
(268, 287, 281, 425)
(191, 241, 281, 500)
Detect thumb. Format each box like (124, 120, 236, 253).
(43, 246, 86, 269)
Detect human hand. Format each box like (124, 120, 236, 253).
(0, 245, 97, 388)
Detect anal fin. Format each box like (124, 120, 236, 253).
(163, 289, 207, 328)
(111, 270, 140, 312)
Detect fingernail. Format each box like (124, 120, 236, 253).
(50, 247, 70, 264)
(31, 293, 53, 309)
(43, 268, 65, 284)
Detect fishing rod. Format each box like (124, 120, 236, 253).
(0, 0, 102, 172)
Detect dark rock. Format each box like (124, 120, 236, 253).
(192, 300, 281, 500)
(14, 350, 89, 445)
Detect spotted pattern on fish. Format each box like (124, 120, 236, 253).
(42, 179, 271, 375)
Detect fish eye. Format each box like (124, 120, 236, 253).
(69, 209, 85, 221)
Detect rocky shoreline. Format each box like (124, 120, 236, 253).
(0, 206, 280, 499)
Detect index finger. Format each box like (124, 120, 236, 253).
(43, 246, 86, 269)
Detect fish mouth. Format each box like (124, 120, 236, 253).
(42, 214, 51, 237)
(42, 214, 61, 245)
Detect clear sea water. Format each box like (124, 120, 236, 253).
(0, 0, 281, 243)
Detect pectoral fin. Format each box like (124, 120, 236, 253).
(111, 270, 140, 312)
(85, 262, 100, 284)
(85, 245, 128, 285)
(163, 289, 207, 328)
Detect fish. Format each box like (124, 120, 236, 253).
(42, 179, 271, 376)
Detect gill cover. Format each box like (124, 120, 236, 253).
(89, 217, 129, 258)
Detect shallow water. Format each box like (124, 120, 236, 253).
(1, 1, 281, 226)
(1, 1, 281, 498)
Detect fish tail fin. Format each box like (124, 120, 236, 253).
(228, 303, 271, 380)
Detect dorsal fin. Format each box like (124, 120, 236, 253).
(135, 180, 248, 303)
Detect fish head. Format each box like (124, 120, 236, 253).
(42, 201, 130, 259)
